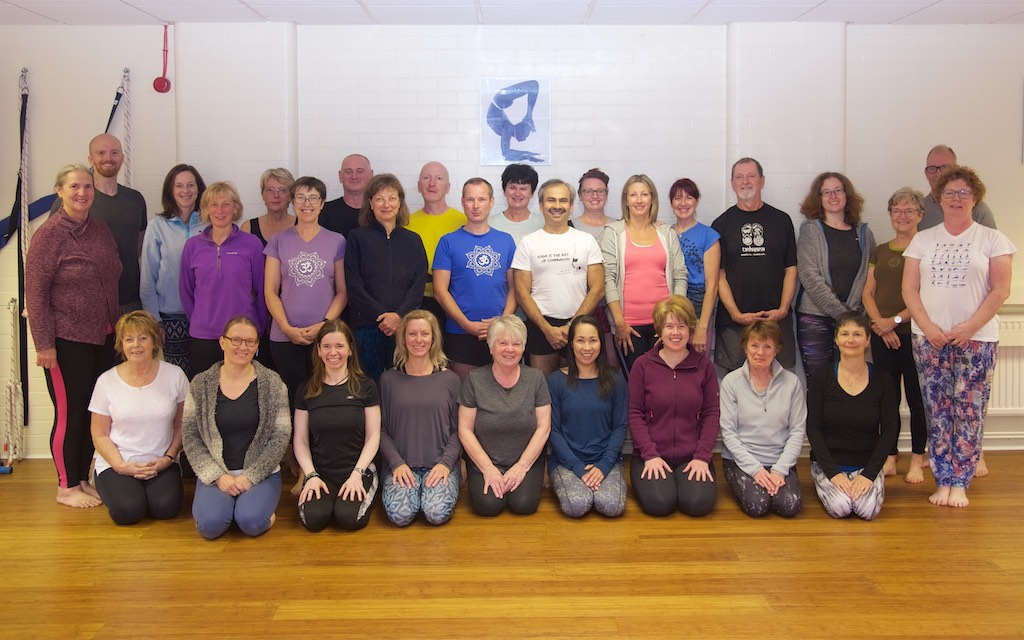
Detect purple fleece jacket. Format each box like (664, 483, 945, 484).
(627, 346, 720, 465)
(179, 225, 267, 339)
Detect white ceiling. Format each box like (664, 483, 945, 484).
(2, 0, 1023, 26)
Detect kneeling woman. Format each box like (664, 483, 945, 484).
(294, 320, 381, 532)
(183, 316, 291, 539)
(806, 312, 898, 520)
(459, 315, 551, 516)
(90, 311, 188, 525)
(628, 295, 720, 517)
(379, 311, 462, 526)
(547, 316, 628, 518)
(719, 320, 805, 518)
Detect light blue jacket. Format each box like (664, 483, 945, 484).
(140, 212, 206, 318)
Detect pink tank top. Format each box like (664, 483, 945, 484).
(623, 238, 668, 326)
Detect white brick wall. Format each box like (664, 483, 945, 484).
(1, 22, 1021, 458)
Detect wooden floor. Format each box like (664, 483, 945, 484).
(2, 454, 1023, 640)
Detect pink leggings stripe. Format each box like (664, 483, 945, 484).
(48, 363, 71, 489)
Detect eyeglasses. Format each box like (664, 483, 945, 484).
(941, 189, 973, 201)
(890, 208, 921, 217)
(223, 336, 258, 348)
(820, 187, 845, 198)
(925, 164, 951, 175)
(293, 194, 322, 205)
(580, 189, 607, 197)
(264, 187, 289, 195)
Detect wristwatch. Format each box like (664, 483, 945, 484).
(893, 315, 904, 324)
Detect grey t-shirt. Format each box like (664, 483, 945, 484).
(459, 365, 551, 468)
(379, 368, 463, 473)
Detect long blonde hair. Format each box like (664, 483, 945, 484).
(392, 310, 448, 372)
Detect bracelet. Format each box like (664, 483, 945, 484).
(353, 467, 367, 477)
(163, 454, 175, 462)
(303, 471, 320, 485)
(322, 317, 330, 323)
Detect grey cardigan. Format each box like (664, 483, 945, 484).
(182, 360, 291, 486)
(796, 219, 875, 320)
(599, 219, 687, 316)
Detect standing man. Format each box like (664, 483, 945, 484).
(433, 178, 517, 379)
(407, 161, 467, 328)
(63, 134, 147, 315)
(319, 153, 373, 237)
(490, 163, 545, 245)
(513, 179, 604, 375)
(712, 157, 798, 375)
(919, 144, 997, 230)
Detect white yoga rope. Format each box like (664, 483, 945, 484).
(120, 68, 132, 187)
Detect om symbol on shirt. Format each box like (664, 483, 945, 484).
(465, 245, 502, 277)
(288, 251, 327, 287)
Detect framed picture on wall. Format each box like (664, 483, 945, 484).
(480, 77, 551, 166)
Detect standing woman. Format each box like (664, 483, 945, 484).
(182, 316, 291, 539)
(669, 178, 720, 354)
(379, 311, 462, 526)
(903, 166, 1015, 508)
(458, 315, 551, 517)
(796, 172, 875, 381)
(294, 320, 381, 532)
(628, 295, 720, 517)
(862, 188, 928, 481)
(179, 182, 267, 375)
(241, 167, 296, 245)
(547, 316, 628, 518)
(573, 168, 612, 238)
(719, 320, 805, 518)
(344, 174, 428, 380)
(601, 174, 687, 371)
(806, 312, 899, 521)
(264, 176, 347, 412)
(26, 165, 121, 508)
(90, 311, 188, 525)
(140, 164, 207, 378)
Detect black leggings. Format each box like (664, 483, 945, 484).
(269, 341, 313, 414)
(618, 323, 659, 372)
(630, 455, 717, 517)
(467, 458, 545, 517)
(44, 337, 115, 489)
(299, 472, 378, 532)
(95, 464, 183, 525)
(870, 332, 927, 455)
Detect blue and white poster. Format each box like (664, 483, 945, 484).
(480, 77, 551, 166)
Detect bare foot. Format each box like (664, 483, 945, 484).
(883, 455, 897, 477)
(56, 486, 102, 508)
(928, 486, 951, 506)
(975, 454, 989, 478)
(79, 481, 101, 499)
(269, 513, 277, 529)
(904, 463, 924, 484)
(948, 487, 969, 508)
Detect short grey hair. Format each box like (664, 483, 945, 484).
(486, 315, 527, 349)
(887, 187, 925, 213)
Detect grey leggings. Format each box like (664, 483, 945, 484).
(550, 463, 626, 518)
(722, 458, 801, 518)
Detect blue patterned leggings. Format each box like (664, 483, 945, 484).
(911, 336, 996, 489)
(382, 466, 461, 527)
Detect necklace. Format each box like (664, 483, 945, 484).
(838, 363, 867, 389)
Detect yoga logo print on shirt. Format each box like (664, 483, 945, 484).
(740, 222, 766, 256)
(929, 242, 970, 289)
(288, 250, 328, 287)
(465, 244, 503, 277)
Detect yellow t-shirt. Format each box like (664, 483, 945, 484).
(407, 207, 467, 297)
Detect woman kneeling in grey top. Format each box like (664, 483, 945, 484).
(458, 315, 551, 516)
(379, 311, 463, 526)
(719, 320, 805, 518)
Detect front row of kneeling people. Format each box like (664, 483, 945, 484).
(89, 297, 899, 537)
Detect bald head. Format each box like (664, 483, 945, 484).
(88, 133, 124, 179)
(417, 161, 451, 211)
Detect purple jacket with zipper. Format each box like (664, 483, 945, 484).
(628, 346, 720, 465)
(179, 225, 267, 339)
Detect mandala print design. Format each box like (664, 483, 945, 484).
(288, 251, 327, 287)
(465, 244, 502, 276)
